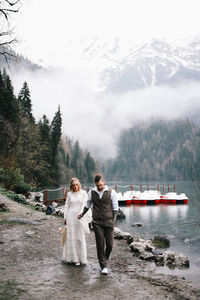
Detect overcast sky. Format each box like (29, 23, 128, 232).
(14, 0, 200, 66)
(9, 0, 200, 159)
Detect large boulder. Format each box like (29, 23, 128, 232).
(151, 236, 170, 248)
(129, 240, 155, 254)
(163, 250, 189, 268)
(129, 241, 146, 254)
(114, 227, 132, 240)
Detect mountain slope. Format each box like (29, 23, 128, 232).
(103, 119, 200, 181)
(99, 38, 200, 92)
(0, 49, 41, 73)
(70, 36, 200, 93)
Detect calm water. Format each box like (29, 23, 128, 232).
(112, 181, 200, 287)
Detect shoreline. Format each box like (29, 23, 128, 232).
(1, 193, 200, 299)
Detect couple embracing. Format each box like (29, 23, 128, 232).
(62, 173, 118, 275)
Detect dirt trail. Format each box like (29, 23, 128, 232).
(0, 194, 200, 300)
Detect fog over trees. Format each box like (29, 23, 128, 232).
(0, 70, 97, 192)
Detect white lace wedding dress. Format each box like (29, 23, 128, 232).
(62, 190, 91, 264)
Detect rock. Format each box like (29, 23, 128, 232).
(0, 202, 9, 212)
(114, 227, 190, 269)
(127, 236, 134, 244)
(132, 222, 144, 227)
(139, 251, 155, 261)
(154, 254, 165, 266)
(151, 236, 170, 248)
(145, 241, 155, 252)
(127, 235, 141, 244)
(114, 229, 131, 240)
(129, 241, 146, 254)
(42, 206, 47, 213)
(114, 227, 122, 239)
(29, 192, 44, 202)
(58, 211, 64, 217)
(117, 208, 126, 219)
(25, 230, 35, 236)
(163, 250, 189, 268)
(152, 249, 164, 256)
(184, 239, 190, 244)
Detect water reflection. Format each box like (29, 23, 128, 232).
(121, 204, 188, 225)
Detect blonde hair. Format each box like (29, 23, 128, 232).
(69, 177, 81, 192)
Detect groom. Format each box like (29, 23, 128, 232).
(78, 173, 118, 275)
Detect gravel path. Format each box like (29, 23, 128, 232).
(0, 194, 200, 300)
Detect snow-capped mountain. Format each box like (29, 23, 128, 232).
(73, 35, 200, 93)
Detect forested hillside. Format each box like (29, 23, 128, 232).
(0, 69, 97, 192)
(103, 120, 200, 181)
(0, 49, 41, 73)
(58, 137, 97, 185)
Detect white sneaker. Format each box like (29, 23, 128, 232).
(101, 267, 108, 275)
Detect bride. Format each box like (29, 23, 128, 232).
(62, 177, 91, 265)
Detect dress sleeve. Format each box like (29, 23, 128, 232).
(79, 190, 92, 234)
(64, 192, 70, 220)
(79, 190, 88, 212)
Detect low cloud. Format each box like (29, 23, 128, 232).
(11, 67, 200, 160)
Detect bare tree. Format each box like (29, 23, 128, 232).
(0, 0, 21, 62)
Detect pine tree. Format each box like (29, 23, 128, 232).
(0, 70, 5, 118)
(71, 140, 80, 174)
(85, 152, 95, 182)
(38, 114, 51, 168)
(39, 115, 50, 143)
(0, 70, 19, 123)
(0, 70, 20, 161)
(18, 81, 35, 123)
(50, 106, 62, 180)
(66, 153, 70, 168)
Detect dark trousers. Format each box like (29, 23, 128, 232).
(92, 223, 114, 269)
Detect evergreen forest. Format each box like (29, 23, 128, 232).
(0, 69, 97, 193)
(103, 120, 200, 182)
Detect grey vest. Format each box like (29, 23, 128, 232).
(92, 189, 114, 226)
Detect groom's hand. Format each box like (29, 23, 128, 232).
(77, 214, 82, 219)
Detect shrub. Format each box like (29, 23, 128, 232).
(0, 167, 30, 195)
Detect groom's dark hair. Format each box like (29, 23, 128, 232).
(94, 173, 105, 183)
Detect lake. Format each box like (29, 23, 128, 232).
(111, 181, 200, 287)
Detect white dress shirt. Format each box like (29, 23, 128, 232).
(86, 185, 118, 211)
